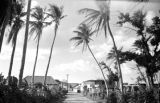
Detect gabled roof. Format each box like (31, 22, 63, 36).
(24, 76, 58, 85)
(70, 83, 79, 88)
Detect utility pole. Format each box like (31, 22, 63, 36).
(67, 74, 69, 92)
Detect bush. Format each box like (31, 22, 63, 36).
(106, 88, 159, 103)
(0, 84, 67, 103)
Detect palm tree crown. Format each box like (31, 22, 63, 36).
(29, 6, 48, 40)
(70, 24, 94, 51)
(8, 2, 25, 45)
(48, 4, 65, 29)
(79, 1, 110, 37)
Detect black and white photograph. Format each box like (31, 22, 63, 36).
(0, 0, 160, 103)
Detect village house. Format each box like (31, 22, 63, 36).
(80, 80, 106, 93)
(72, 84, 80, 93)
(24, 76, 59, 90)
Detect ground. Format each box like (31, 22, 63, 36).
(63, 91, 96, 103)
(62, 91, 106, 103)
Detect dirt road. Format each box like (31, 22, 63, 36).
(63, 91, 96, 103)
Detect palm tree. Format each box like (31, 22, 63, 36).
(70, 23, 109, 97)
(7, 2, 25, 85)
(79, 0, 124, 93)
(29, 6, 49, 86)
(18, 0, 32, 87)
(0, 0, 17, 52)
(44, 4, 65, 85)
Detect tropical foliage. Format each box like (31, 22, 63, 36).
(0, 0, 160, 103)
(70, 23, 109, 97)
(44, 4, 65, 85)
(0, 0, 18, 52)
(18, 0, 32, 87)
(0, 75, 67, 103)
(117, 10, 160, 88)
(7, 1, 25, 85)
(29, 6, 49, 85)
(79, 0, 124, 93)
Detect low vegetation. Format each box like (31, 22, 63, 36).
(0, 75, 67, 103)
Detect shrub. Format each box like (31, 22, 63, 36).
(0, 84, 67, 103)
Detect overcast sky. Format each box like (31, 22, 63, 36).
(0, 0, 160, 83)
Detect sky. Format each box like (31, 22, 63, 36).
(0, 0, 160, 83)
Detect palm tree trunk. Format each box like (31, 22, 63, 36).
(44, 25, 58, 86)
(150, 75, 154, 88)
(107, 21, 124, 94)
(136, 65, 146, 83)
(87, 44, 109, 97)
(18, 0, 32, 87)
(31, 34, 41, 86)
(8, 35, 17, 85)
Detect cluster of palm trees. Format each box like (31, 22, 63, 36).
(70, 0, 150, 97)
(0, 0, 150, 93)
(0, 0, 65, 87)
(70, 0, 124, 96)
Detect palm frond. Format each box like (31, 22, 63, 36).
(70, 36, 82, 42)
(75, 40, 83, 47)
(79, 2, 110, 38)
(49, 4, 62, 19)
(29, 6, 48, 41)
(70, 23, 95, 52)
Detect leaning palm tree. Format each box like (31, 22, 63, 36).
(29, 6, 49, 86)
(70, 23, 109, 97)
(0, 0, 18, 52)
(7, 2, 25, 85)
(18, 0, 32, 87)
(44, 4, 65, 85)
(79, 0, 124, 93)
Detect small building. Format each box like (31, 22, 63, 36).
(24, 76, 59, 90)
(81, 79, 106, 93)
(72, 84, 80, 92)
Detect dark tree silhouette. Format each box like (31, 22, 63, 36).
(117, 10, 160, 88)
(7, 1, 25, 85)
(0, 0, 19, 52)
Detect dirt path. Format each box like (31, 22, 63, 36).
(63, 91, 96, 103)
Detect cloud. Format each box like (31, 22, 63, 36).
(93, 43, 112, 59)
(0, 46, 12, 60)
(0, 44, 52, 62)
(48, 59, 103, 83)
(145, 11, 155, 25)
(53, 59, 94, 73)
(69, 44, 81, 53)
(31, 0, 39, 8)
(23, 0, 39, 12)
(87, 29, 136, 60)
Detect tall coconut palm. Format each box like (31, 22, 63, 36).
(79, 0, 124, 93)
(29, 6, 49, 86)
(18, 0, 32, 87)
(0, 0, 17, 52)
(44, 4, 65, 85)
(70, 23, 109, 97)
(7, 2, 25, 85)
